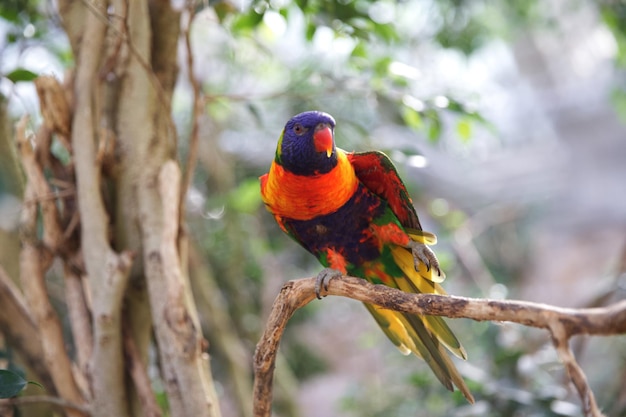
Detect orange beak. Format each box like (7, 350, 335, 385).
(313, 124, 333, 157)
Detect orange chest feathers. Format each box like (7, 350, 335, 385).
(260, 151, 359, 221)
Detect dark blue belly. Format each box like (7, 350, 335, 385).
(283, 184, 388, 267)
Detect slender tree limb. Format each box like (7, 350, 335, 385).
(179, 4, 201, 219)
(0, 266, 53, 390)
(79, 0, 177, 142)
(17, 113, 86, 414)
(122, 324, 162, 417)
(144, 160, 222, 417)
(549, 323, 603, 417)
(34, 76, 72, 151)
(63, 264, 94, 394)
(18, 182, 86, 417)
(0, 395, 91, 415)
(30, 77, 96, 396)
(148, 0, 181, 100)
(56, 0, 86, 54)
(253, 280, 315, 417)
(15, 116, 64, 252)
(254, 276, 626, 417)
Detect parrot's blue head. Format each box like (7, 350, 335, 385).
(276, 111, 337, 176)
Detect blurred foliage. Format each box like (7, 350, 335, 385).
(602, 1, 626, 122)
(2, 0, 626, 416)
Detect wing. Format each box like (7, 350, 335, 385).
(347, 150, 423, 231)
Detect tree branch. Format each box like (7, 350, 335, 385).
(0, 395, 91, 415)
(179, 4, 201, 219)
(0, 266, 53, 390)
(71, 2, 133, 415)
(146, 160, 222, 417)
(254, 276, 626, 417)
(122, 324, 162, 417)
(549, 322, 603, 417)
(17, 119, 86, 416)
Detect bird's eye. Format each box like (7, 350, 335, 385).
(293, 123, 306, 135)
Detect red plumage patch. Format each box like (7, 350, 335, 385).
(370, 223, 410, 247)
(324, 248, 349, 274)
(347, 151, 422, 231)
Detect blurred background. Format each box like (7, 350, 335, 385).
(1, 0, 625, 416)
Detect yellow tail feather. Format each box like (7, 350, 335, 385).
(361, 244, 474, 402)
(406, 228, 438, 245)
(391, 246, 466, 359)
(364, 303, 474, 402)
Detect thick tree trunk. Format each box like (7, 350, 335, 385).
(0, 2, 222, 416)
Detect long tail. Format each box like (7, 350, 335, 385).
(363, 244, 474, 403)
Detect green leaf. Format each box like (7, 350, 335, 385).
(372, 22, 398, 43)
(4, 68, 38, 83)
(446, 98, 465, 113)
(373, 57, 392, 77)
(0, 7, 19, 23)
(294, 0, 308, 10)
(425, 110, 442, 143)
(350, 41, 367, 59)
(402, 107, 423, 131)
(231, 10, 264, 34)
(305, 23, 316, 41)
(428, 119, 441, 142)
(0, 369, 28, 398)
(456, 118, 472, 142)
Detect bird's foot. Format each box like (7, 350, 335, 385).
(315, 268, 343, 299)
(406, 240, 443, 278)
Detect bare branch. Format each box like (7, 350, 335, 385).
(179, 5, 202, 219)
(17, 114, 87, 415)
(141, 160, 222, 417)
(62, 264, 93, 387)
(122, 325, 162, 417)
(0, 266, 52, 389)
(15, 116, 64, 252)
(253, 280, 315, 417)
(18, 183, 86, 417)
(0, 395, 91, 415)
(25, 77, 95, 399)
(79, 0, 177, 142)
(34, 76, 72, 150)
(254, 276, 626, 417)
(549, 323, 604, 417)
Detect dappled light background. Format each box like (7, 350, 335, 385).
(1, 1, 625, 416)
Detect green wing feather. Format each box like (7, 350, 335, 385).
(349, 151, 473, 402)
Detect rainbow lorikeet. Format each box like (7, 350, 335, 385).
(260, 111, 473, 402)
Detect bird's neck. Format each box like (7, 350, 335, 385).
(261, 150, 359, 220)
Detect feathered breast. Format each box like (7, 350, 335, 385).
(260, 150, 359, 221)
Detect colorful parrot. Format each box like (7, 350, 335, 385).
(259, 111, 473, 402)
